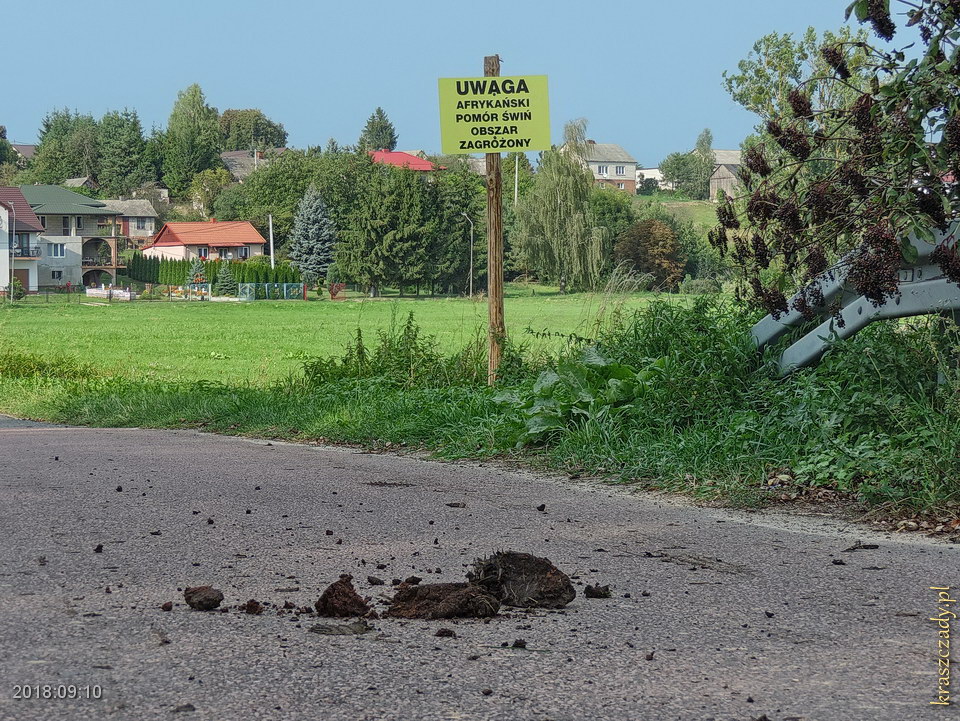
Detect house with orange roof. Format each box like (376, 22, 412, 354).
(142, 220, 266, 262)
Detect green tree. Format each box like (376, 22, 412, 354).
(287, 186, 337, 285)
(98, 109, 148, 196)
(163, 84, 222, 196)
(0, 126, 15, 165)
(142, 127, 166, 183)
(211, 184, 249, 221)
(589, 187, 637, 241)
(432, 161, 486, 294)
(186, 257, 207, 285)
(213, 262, 238, 296)
(514, 119, 609, 292)
(357, 107, 398, 151)
(9, 277, 25, 301)
(190, 167, 232, 215)
(635, 199, 727, 281)
(691, 128, 715, 200)
(0, 126, 15, 186)
(722, 26, 870, 128)
(659, 129, 714, 199)
(219, 109, 288, 151)
(29, 109, 99, 184)
(658, 152, 696, 195)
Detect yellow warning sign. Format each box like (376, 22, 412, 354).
(438, 75, 550, 155)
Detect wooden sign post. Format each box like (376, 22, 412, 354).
(437, 59, 550, 384)
(484, 55, 504, 385)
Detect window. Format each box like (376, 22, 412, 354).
(617, 182, 625, 190)
(51, 271, 63, 281)
(615, 166, 625, 176)
(76, 216, 83, 231)
(597, 165, 608, 175)
(197, 247, 209, 259)
(37, 216, 46, 229)
(49, 243, 66, 258)
(62, 216, 70, 235)
(136, 217, 147, 230)
(238, 247, 249, 259)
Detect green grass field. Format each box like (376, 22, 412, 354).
(0, 284, 659, 384)
(659, 201, 718, 228)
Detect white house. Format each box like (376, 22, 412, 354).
(0, 187, 44, 293)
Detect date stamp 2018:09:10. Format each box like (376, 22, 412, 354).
(13, 685, 103, 700)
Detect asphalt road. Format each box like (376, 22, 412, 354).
(0, 416, 956, 721)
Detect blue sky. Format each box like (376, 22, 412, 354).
(8, 0, 861, 165)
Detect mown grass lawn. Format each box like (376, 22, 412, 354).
(658, 200, 718, 228)
(0, 284, 661, 384)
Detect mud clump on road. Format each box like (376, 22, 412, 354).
(584, 584, 611, 599)
(241, 599, 264, 615)
(184, 586, 224, 611)
(386, 582, 500, 619)
(468, 551, 576, 608)
(315, 574, 371, 617)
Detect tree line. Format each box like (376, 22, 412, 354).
(2, 85, 288, 196)
(271, 124, 725, 296)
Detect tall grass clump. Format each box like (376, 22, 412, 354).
(299, 311, 534, 389)
(495, 297, 959, 508)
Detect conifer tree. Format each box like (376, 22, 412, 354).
(213, 262, 238, 296)
(186, 257, 206, 285)
(162, 84, 222, 196)
(287, 186, 337, 285)
(357, 107, 398, 151)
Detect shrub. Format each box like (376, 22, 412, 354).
(680, 276, 722, 294)
(614, 219, 685, 290)
(8, 277, 25, 300)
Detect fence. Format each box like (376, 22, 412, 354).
(238, 283, 305, 301)
(12, 282, 307, 304)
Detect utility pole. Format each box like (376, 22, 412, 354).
(461, 211, 474, 298)
(268, 214, 275, 269)
(514, 153, 519, 206)
(8, 204, 16, 304)
(484, 54, 504, 385)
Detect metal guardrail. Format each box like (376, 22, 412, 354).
(752, 221, 960, 375)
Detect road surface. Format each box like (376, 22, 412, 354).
(0, 416, 956, 720)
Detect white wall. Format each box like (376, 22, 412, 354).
(0, 206, 9, 294)
(37, 235, 84, 286)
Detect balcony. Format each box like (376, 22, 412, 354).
(10, 246, 41, 258)
(82, 257, 126, 268)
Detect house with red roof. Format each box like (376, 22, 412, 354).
(369, 150, 443, 171)
(142, 220, 266, 262)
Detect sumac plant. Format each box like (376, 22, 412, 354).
(712, 0, 960, 318)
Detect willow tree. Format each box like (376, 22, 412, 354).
(514, 119, 609, 292)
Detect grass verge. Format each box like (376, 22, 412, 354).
(1, 297, 957, 513)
